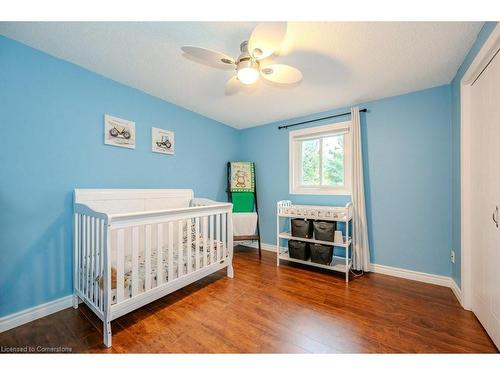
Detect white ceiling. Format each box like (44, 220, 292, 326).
(0, 22, 483, 129)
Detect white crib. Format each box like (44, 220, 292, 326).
(72, 189, 233, 347)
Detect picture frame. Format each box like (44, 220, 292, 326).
(152, 127, 175, 155)
(104, 114, 136, 149)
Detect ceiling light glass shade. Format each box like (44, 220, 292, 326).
(237, 67, 259, 84)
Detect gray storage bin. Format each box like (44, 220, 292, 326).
(313, 221, 336, 242)
(291, 218, 313, 238)
(310, 243, 334, 265)
(288, 240, 310, 260)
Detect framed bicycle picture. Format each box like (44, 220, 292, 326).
(104, 114, 136, 149)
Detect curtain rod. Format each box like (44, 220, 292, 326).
(278, 108, 368, 130)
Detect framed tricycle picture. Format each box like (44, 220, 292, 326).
(104, 114, 136, 149)
(152, 127, 175, 155)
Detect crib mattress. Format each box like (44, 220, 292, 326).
(80, 238, 225, 305)
(112, 244, 222, 304)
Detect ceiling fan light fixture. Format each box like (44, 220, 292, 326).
(236, 58, 260, 85)
(237, 67, 259, 85)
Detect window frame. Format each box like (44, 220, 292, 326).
(289, 120, 352, 196)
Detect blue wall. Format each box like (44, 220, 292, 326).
(0, 36, 240, 317)
(450, 22, 498, 287)
(240, 85, 453, 276)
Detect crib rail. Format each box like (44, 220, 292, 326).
(74, 200, 233, 324)
(73, 205, 109, 319)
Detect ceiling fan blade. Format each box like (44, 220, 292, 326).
(248, 22, 287, 60)
(181, 46, 236, 69)
(260, 64, 302, 84)
(225, 76, 241, 95)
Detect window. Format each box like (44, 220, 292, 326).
(289, 121, 352, 195)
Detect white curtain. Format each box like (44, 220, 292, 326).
(351, 107, 370, 271)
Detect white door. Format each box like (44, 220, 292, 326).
(470, 48, 500, 349)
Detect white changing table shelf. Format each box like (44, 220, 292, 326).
(276, 200, 353, 282)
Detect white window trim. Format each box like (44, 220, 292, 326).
(289, 120, 352, 196)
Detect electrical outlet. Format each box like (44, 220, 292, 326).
(451, 250, 455, 264)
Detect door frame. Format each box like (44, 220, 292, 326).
(461, 23, 500, 310)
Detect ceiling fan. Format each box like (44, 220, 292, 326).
(181, 22, 302, 94)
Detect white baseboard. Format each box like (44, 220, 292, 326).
(0, 295, 73, 333)
(237, 240, 277, 252)
(450, 279, 463, 306)
(368, 263, 452, 288)
(243, 241, 463, 305)
(369, 263, 462, 306)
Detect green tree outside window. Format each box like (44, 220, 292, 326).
(301, 135, 344, 187)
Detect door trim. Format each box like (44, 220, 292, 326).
(461, 23, 500, 310)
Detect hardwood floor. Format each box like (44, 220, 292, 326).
(0, 246, 497, 353)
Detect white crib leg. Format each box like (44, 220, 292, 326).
(227, 265, 234, 278)
(103, 321, 112, 348)
(72, 294, 80, 309)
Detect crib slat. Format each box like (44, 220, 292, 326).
(92, 218, 99, 306)
(87, 217, 92, 301)
(187, 219, 192, 274)
(81, 216, 86, 296)
(93, 218, 99, 306)
(157, 224, 163, 287)
(216, 214, 221, 261)
(98, 221, 102, 306)
(195, 217, 200, 271)
(177, 221, 183, 278)
(99, 219, 104, 309)
(168, 222, 174, 281)
(103, 222, 112, 317)
(84, 216, 90, 298)
(84, 216, 88, 295)
(202, 216, 208, 268)
(75, 214, 81, 293)
(209, 215, 215, 264)
(116, 229, 125, 303)
(222, 213, 227, 259)
(77, 215, 80, 292)
(90, 217, 95, 304)
(145, 225, 152, 292)
(131, 226, 139, 297)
